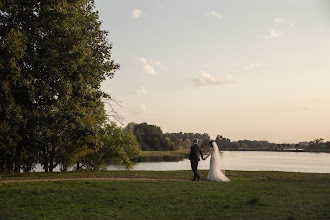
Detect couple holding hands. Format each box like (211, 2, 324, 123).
(189, 139, 230, 182)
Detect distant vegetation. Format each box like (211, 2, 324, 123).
(126, 122, 330, 153)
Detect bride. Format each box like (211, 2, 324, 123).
(205, 141, 230, 182)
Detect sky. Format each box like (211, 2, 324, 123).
(95, 0, 330, 143)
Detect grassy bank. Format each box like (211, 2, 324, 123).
(133, 151, 190, 162)
(1, 171, 329, 219)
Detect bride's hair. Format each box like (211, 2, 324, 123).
(209, 140, 214, 147)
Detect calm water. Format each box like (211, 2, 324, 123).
(107, 151, 330, 173)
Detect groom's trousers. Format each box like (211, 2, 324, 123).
(191, 160, 200, 180)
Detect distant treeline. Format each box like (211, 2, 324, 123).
(126, 122, 330, 152)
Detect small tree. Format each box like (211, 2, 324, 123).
(82, 123, 140, 170)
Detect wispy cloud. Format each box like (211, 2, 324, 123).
(274, 17, 294, 26)
(139, 57, 156, 75)
(265, 17, 294, 39)
(274, 17, 286, 24)
(266, 28, 282, 39)
(208, 11, 222, 19)
(244, 63, 262, 70)
(193, 71, 236, 87)
(136, 86, 147, 96)
(138, 104, 148, 113)
(132, 9, 143, 19)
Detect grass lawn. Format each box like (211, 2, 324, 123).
(0, 170, 329, 219)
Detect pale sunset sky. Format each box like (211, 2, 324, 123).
(95, 0, 330, 143)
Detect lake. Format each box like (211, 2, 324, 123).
(107, 151, 330, 173)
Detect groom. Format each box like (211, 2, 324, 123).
(189, 139, 204, 181)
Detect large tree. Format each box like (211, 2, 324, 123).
(0, 0, 118, 172)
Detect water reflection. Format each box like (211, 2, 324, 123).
(106, 151, 330, 173)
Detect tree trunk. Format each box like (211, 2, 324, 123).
(14, 117, 28, 173)
(14, 143, 22, 173)
(49, 144, 55, 172)
(41, 147, 49, 172)
(44, 163, 49, 173)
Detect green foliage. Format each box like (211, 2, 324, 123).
(0, 0, 122, 172)
(102, 123, 141, 168)
(170, 132, 211, 150)
(132, 122, 171, 151)
(164, 133, 181, 150)
(126, 122, 329, 153)
(182, 138, 191, 150)
(129, 122, 212, 151)
(82, 123, 140, 170)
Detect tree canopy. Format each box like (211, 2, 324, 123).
(0, 0, 140, 173)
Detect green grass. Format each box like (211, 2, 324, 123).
(0, 171, 329, 219)
(0, 170, 194, 181)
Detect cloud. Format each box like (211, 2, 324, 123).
(265, 17, 293, 39)
(132, 9, 143, 19)
(193, 71, 236, 87)
(138, 104, 148, 113)
(244, 63, 262, 70)
(273, 17, 286, 24)
(208, 11, 222, 19)
(131, 104, 149, 114)
(273, 17, 294, 26)
(266, 28, 282, 39)
(136, 86, 147, 96)
(139, 57, 156, 75)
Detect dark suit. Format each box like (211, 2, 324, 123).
(189, 143, 204, 180)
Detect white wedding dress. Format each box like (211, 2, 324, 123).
(207, 141, 230, 182)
